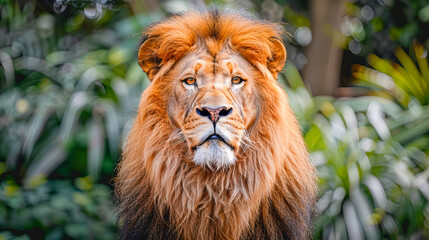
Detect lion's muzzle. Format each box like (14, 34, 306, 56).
(183, 90, 243, 170)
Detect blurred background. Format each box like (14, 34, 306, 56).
(1, 0, 429, 239)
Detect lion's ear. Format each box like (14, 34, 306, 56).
(268, 39, 287, 77)
(138, 37, 161, 81)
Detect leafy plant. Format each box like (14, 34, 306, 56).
(0, 174, 116, 239)
(342, 1, 429, 58)
(281, 63, 429, 239)
(311, 102, 429, 239)
(0, 0, 151, 183)
(352, 43, 429, 107)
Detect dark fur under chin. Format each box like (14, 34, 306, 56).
(119, 179, 313, 240)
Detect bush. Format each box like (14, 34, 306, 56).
(353, 43, 429, 107)
(282, 63, 429, 239)
(0, 0, 149, 183)
(0, 175, 116, 239)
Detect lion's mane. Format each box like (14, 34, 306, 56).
(115, 9, 317, 240)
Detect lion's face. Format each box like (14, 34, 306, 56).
(135, 11, 287, 171)
(164, 50, 259, 170)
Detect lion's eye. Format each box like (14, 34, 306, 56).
(183, 77, 196, 85)
(231, 76, 244, 85)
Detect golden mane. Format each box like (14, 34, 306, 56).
(137, 9, 286, 80)
(115, 9, 317, 240)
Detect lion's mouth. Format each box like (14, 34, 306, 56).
(199, 133, 234, 150)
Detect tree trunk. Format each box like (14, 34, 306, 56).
(303, 0, 346, 96)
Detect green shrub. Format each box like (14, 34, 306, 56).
(282, 63, 429, 239)
(353, 43, 429, 107)
(0, 175, 116, 239)
(0, 0, 151, 183)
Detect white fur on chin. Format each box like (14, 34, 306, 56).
(193, 140, 236, 171)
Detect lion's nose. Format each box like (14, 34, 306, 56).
(196, 106, 232, 123)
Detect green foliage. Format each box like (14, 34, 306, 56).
(0, 2, 143, 238)
(0, 1, 151, 183)
(353, 43, 429, 107)
(343, 1, 429, 57)
(282, 63, 429, 239)
(0, 175, 116, 239)
(311, 103, 429, 239)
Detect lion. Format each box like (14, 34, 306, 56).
(115, 9, 317, 240)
